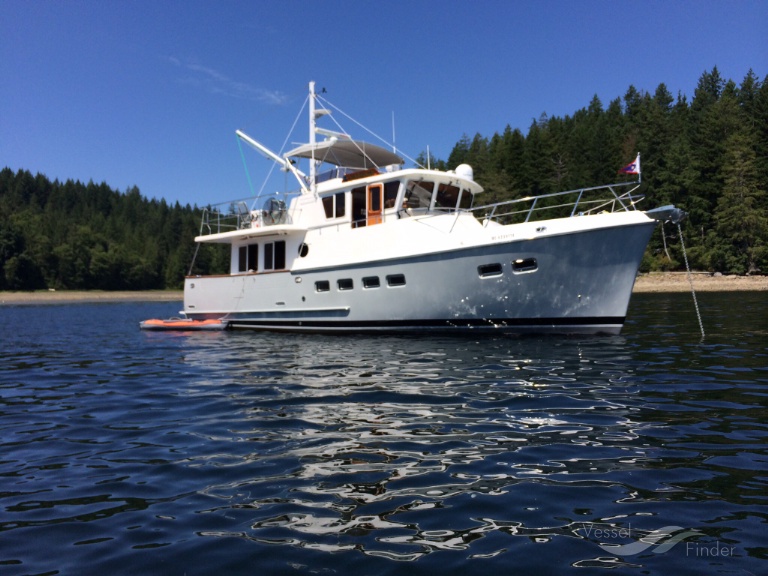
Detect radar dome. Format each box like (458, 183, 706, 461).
(455, 164, 474, 181)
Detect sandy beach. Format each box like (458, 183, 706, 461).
(0, 290, 184, 305)
(632, 272, 768, 293)
(0, 273, 765, 305)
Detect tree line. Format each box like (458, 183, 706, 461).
(441, 67, 767, 275)
(0, 171, 228, 291)
(2, 67, 766, 291)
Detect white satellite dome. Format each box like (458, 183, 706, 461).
(454, 163, 474, 181)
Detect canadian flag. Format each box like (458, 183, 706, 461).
(618, 154, 641, 175)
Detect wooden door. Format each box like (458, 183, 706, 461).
(367, 184, 383, 226)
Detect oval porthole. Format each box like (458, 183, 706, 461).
(298, 243, 310, 257)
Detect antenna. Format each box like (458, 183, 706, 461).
(391, 111, 396, 153)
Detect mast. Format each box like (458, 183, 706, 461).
(309, 80, 317, 187)
(307, 81, 336, 194)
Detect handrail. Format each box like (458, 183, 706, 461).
(471, 181, 643, 226)
(197, 199, 293, 237)
(196, 180, 643, 237)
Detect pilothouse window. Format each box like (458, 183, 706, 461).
(384, 181, 399, 209)
(404, 180, 433, 209)
(434, 183, 461, 211)
(351, 186, 366, 228)
(459, 189, 473, 210)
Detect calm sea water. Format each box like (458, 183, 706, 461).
(1, 292, 766, 576)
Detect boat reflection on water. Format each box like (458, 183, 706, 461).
(179, 332, 656, 560)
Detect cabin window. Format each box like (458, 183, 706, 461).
(338, 278, 354, 291)
(248, 244, 259, 271)
(434, 183, 461, 211)
(275, 241, 286, 269)
(238, 246, 247, 272)
(298, 243, 309, 257)
(386, 274, 406, 287)
(363, 276, 380, 288)
(315, 280, 330, 292)
(512, 258, 538, 273)
(478, 263, 503, 277)
(264, 240, 286, 270)
(322, 192, 346, 218)
(238, 243, 258, 272)
(404, 180, 433, 209)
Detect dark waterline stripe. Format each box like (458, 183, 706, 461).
(227, 316, 626, 330)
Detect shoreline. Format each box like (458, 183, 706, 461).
(0, 290, 184, 305)
(632, 272, 768, 293)
(0, 273, 766, 304)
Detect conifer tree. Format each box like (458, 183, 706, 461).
(711, 132, 767, 273)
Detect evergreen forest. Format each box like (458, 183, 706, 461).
(1, 67, 766, 291)
(0, 175, 229, 291)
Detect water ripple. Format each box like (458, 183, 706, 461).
(1, 294, 766, 574)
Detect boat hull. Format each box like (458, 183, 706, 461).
(183, 218, 656, 335)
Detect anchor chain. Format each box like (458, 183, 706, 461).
(678, 223, 705, 340)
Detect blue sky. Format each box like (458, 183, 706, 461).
(2, 0, 766, 207)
